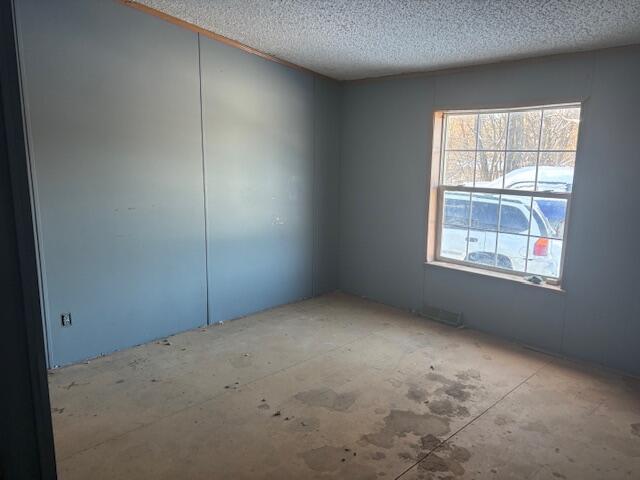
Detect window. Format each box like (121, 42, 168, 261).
(428, 104, 581, 283)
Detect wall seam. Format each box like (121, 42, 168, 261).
(335, 83, 342, 292)
(197, 33, 211, 325)
(336, 83, 345, 291)
(311, 76, 318, 297)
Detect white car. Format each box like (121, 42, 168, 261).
(477, 165, 573, 192)
(476, 166, 573, 233)
(440, 191, 562, 278)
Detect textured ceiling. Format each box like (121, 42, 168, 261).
(135, 0, 640, 80)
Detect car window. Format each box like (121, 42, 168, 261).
(470, 200, 498, 230)
(499, 205, 529, 234)
(443, 199, 469, 227)
(531, 210, 548, 237)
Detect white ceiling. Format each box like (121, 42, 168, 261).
(135, 0, 640, 80)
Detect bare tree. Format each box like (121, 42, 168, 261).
(444, 108, 578, 185)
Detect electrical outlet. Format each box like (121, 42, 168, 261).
(61, 312, 72, 327)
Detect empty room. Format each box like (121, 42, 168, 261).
(2, 0, 640, 479)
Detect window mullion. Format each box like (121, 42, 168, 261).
(503, 112, 511, 189)
(523, 195, 533, 274)
(493, 194, 502, 266)
(533, 109, 544, 191)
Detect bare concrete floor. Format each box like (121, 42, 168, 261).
(49, 293, 640, 479)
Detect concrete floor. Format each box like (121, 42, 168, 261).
(49, 293, 640, 479)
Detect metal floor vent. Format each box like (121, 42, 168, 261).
(421, 304, 464, 328)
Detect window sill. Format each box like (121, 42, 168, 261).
(424, 260, 565, 294)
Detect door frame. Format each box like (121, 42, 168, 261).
(0, 1, 57, 478)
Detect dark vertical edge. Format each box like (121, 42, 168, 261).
(0, 1, 57, 478)
(197, 33, 211, 325)
(336, 82, 345, 292)
(311, 76, 318, 296)
(335, 82, 343, 292)
(11, 0, 52, 367)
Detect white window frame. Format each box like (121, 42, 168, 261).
(427, 104, 581, 285)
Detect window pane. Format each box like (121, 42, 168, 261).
(540, 107, 580, 151)
(466, 231, 497, 267)
(445, 114, 477, 150)
(470, 193, 499, 230)
(537, 152, 575, 192)
(532, 196, 567, 239)
(478, 113, 508, 150)
(499, 195, 532, 234)
(441, 193, 470, 261)
(496, 233, 528, 273)
(474, 152, 505, 186)
(503, 152, 537, 190)
(507, 110, 542, 150)
(443, 151, 475, 185)
(527, 237, 562, 278)
(443, 191, 470, 228)
(440, 227, 467, 261)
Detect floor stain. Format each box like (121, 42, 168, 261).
(362, 409, 450, 448)
(420, 434, 441, 450)
(425, 372, 476, 402)
(631, 423, 640, 437)
(455, 369, 481, 381)
(443, 383, 472, 402)
(494, 415, 513, 426)
(521, 420, 550, 434)
(371, 451, 386, 460)
(398, 451, 415, 461)
(300, 445, 348, 472)
(419, 453, 450, 473)
(427, 399, 469, 418)
(407, 385, 428, 403)
(294, 388, 357, 412)
(417, 444, 471, 477)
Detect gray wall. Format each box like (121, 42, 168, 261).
(16, 0, 207, 367)
(313, 78, 342, 296)
(340, 46, 640, 376)
(201, 40, 315, 322)
(16, 0, 340, 366)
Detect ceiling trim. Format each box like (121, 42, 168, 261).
(118, 0, 334, 81)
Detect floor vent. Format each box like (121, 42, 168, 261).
(421, 304, 464, 328)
